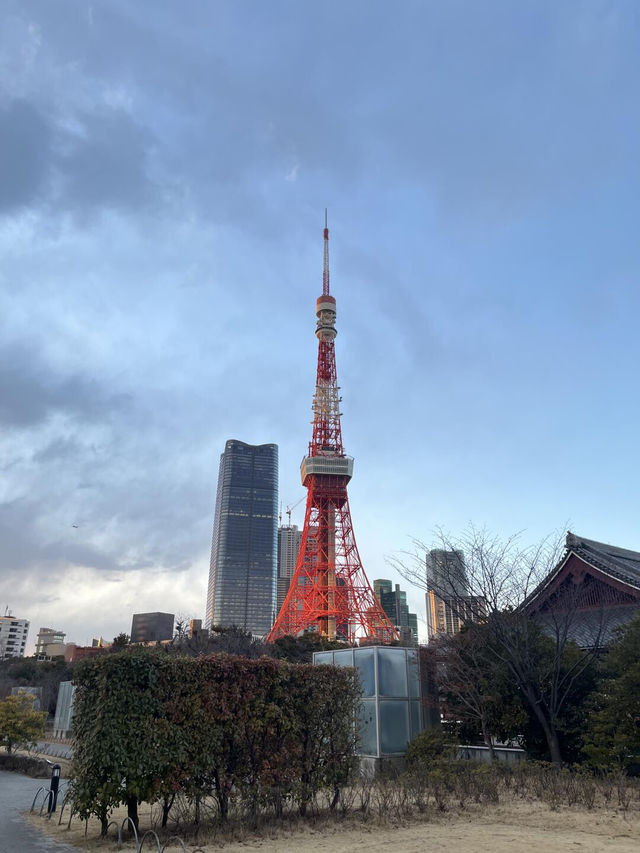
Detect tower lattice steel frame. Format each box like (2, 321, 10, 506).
(267, 216, 398, 644)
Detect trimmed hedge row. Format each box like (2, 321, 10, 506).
(0, 753, 51, 777)
(70, 649, 360, 833)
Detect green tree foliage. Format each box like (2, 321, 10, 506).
(511, 629, 599, 764)
(435, 618, 598, 763)
(110, 633, 130, 651)
(406, 728, 457, 769)
(169, 624, 267, 658)
(435, 623, 525, 758)
(0, 693, 46, 753)
(584, 614, 640, 772)
(393, 527, 603, 764)
(70, 648, 360, 834)
(270, 631, 349, 664)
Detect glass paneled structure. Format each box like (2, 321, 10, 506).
(313, 646, 423, 757)
(205, 440, 278, 636)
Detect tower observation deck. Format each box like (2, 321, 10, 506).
(267, 215, 398, 644)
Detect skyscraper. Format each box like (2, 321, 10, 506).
(276, 524, 302, 614)
(426, 549, 469, 597)
(373, 580, 419, 643)
(425, 549, 486, 640)
(205, 440, 278, 636)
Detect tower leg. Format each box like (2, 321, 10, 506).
(327, 505, 336, 640)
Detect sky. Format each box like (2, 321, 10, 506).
(1, 1, 639, 649)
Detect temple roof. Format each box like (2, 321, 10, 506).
(563, 532, 640, 590)
(524, 533, 640, 647)
(562, 606, 640, 649)
(524, 531, 640, 613)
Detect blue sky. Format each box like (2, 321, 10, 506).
(1, 1, 639, 647)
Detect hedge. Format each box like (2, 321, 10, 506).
(69, 649, 360, 833)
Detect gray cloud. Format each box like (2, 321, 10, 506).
(0, 94, 159, 220)
(0, 100, 52, 212)
(0, 497, 115, 573)
(58, 108, 158, 213)
(0, 341, 132, 428)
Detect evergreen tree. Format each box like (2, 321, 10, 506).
(584, 614, 640, 772)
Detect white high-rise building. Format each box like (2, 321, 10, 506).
(0, 614, 30, 660)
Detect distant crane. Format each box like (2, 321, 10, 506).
(284, 495, 305, 526)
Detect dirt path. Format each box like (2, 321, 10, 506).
(28, 800, 640, 852)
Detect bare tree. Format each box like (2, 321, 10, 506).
(389, 526, 603, 764)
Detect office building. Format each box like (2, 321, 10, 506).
(425, 549, 486, 640)
(426, 549, 469, 597)
(373, 580, 419, 643)
(0, 614, 29, 660)
(130, 612, 174, 644)
(276, 524, 302, 615)
(205, 440, 278, 636)
(35, 627, 66, 660)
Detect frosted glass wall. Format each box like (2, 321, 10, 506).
(313, 646, 423, 757)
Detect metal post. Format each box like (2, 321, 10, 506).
(48, 764, 61, 813)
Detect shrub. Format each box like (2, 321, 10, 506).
(406, 728, 457, 772)
(69, 649, 360, 834)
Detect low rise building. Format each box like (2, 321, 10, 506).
(35, 627, 67, 660)
(65, 638, 110, 663)
(131, 612, 174, 644)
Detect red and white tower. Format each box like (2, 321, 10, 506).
(268, 216, 398, 644)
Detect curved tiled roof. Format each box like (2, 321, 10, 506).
(564, 532, 640, 590)
(524, 531, 640, 613)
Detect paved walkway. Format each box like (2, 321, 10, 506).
(0, 771, 76, 852)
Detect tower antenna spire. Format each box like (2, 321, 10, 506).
(323, 209, 330, 296)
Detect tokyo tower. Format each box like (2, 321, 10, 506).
(267, 215, 398, 644)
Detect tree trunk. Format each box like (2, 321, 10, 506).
(99, 804, 108, 838)
(481, 722, 496, 761)
(546, 727, 562, 765)
(161, 793, 175, 828)
(126, 795, 139, 832)
(213, 769, 229, 821)
(272, 787, 283, 819)
(330, 786, 340, 811)
(526, 696, 563, 765)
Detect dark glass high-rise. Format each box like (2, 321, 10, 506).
(205, 440, 278, 636)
